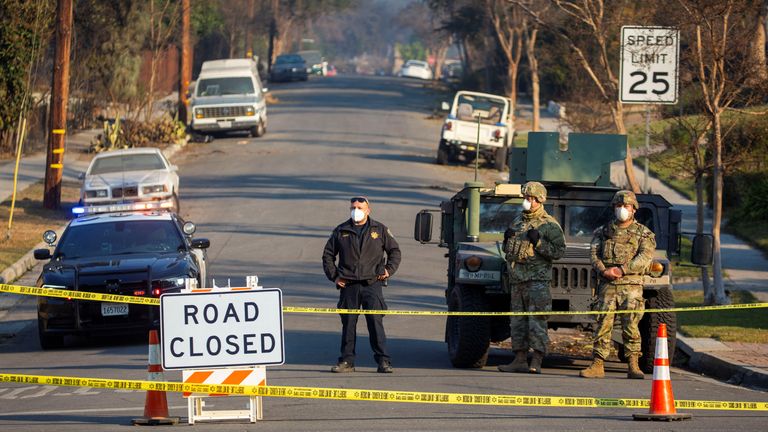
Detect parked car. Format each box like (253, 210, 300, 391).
(326, 64, 337, 77)
(34, 211, 210, 349)
(79, 148, 180, 212)
(398, 60, 433, 80)
(270, 54, 310, 82)
(190, 58, 268, 138)
(297, 50, 327, 75)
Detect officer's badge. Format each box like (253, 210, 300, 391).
(370, 231, 379, 239)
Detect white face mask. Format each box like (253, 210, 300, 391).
(351, 208, 366, 223)
(521, 199, 532, 211)
(615, 207, 631, 222)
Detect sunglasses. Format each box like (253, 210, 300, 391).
(350, 196, 369, 204)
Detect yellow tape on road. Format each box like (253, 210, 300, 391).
(0, 373, 766, 411)
(2, 283, 768, 316)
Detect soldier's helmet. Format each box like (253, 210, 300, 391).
(522, 181, 547, 203)
(611, 190, 639, 209)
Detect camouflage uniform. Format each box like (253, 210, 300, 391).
(589, 197, 656, 361)
(504, 183, 565, 355)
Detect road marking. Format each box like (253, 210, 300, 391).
(21, 385, 57, 399)
(0, 386, 39, 399)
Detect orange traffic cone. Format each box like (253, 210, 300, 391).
(633, 323, 691, 421)
(132, 330, 179, 425)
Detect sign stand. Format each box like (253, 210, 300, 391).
(182, 275, 266, 425)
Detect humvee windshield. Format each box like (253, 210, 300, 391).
(479, 202, 554, 234)
(567, 205, 613, 238)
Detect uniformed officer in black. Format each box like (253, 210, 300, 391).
(322, 196, 401, 373)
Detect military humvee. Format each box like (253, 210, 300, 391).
(414, 132, 684, 373)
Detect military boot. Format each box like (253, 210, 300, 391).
(498, 350, 529, 373)
(528, 350, 545, 374)
(579, 357, 605, 378)
(627, 353, 645, 379)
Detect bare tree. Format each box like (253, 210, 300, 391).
(675, 0, 768, 304)
(520, 0, 548, 131)
(144, 0, 181, 120)
(488, 0, 525, 124)
(513, 0, 642, 192)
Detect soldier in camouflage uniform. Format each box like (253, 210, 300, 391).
(498, 182, 565, 374)
(580, 190, 656, 379)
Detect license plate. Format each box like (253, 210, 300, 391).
(459, 269, 501, 281)
(217, 120, 232, 128)
(101, 303, 129, 316)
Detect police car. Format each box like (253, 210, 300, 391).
(34, 208, 209, 349)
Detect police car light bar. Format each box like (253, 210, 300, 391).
(72, 201, 174, 216)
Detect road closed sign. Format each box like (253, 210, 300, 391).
(160, 289, 284, 370)
(620, 26, 680, 104)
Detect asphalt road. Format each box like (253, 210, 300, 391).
(1, 75, 766, 431)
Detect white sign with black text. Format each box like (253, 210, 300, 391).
(620, 26, 680, 104)
(160, 289, 284, 370)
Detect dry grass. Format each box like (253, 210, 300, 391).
(675, 290, 768, 343)
(0, 180, 80, 269)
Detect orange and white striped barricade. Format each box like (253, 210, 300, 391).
(182, 275, 268, 424)
(183, 366, 266, 424)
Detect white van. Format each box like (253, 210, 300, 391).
(191, 59, 268, 137)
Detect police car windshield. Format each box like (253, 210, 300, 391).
(90, 154, 165, 174)
(196, 77, 254, 96)
(568, 206, 613, 238)
(480, 202, 554, 234)
(57, 220, 184, 258)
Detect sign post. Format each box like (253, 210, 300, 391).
(620, 26, 680, 192)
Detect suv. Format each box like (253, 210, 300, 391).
(415, 132, 688, 373)
(79, 147, 179, 212)
(34, 211, 210, 349)
(191, 58, 268, 138)
(437, 91, 514, 170)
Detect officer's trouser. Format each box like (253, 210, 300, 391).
(337, 280, 389, 365)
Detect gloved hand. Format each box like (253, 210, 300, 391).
(504, 228, 514, 243)
(527, 229, 541, 244)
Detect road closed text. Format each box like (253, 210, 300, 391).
(168, 302, 277, 357)
(160, 288, 285, 369)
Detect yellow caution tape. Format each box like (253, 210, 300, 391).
(53, 148, 65, 154)
(2, 283, 767, 316)
(51, 129, 65, 134)
(49, 163, 63, 169)
(0, 373, 765, 411)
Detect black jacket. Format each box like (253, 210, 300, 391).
(322, 218, 401, 283)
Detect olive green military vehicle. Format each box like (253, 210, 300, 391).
(414, 132, 689, 373)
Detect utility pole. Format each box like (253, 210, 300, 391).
(245, 0, 255, 58)
(43, 0, 73, 210)
(179, 0, 192, 125)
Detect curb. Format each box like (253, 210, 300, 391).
(677, 335, 768, 391)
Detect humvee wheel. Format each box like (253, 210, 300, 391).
(447, 284, 490, 368)
(639, 286, 677, 374)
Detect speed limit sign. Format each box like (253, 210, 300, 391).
(620, 26, 679, 104)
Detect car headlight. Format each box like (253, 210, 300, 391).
(151, 277, 187, 296)
(195, 109, 203, 119)
(142, 184, 167, 194)
(85, 189, 108, 198)
(464, 255, 483, 272)
(245, 106, 255, 116)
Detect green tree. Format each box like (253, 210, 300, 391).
(0, 0, 54, 153)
